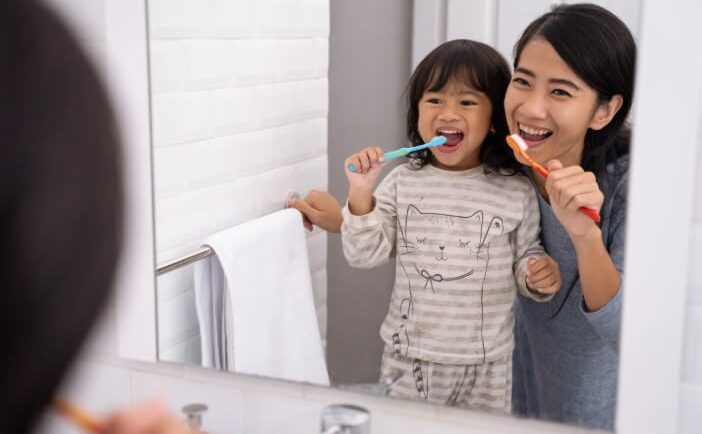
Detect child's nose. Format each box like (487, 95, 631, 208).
(438, 104, 460, 121)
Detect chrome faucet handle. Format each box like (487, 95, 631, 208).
(320, 404, 370, 434)
(181, 403, 208, 430)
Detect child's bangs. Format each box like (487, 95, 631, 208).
(424, 61, 485, 94)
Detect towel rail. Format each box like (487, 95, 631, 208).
(155, 192, 300, 276)
(156, 246, 212, 276)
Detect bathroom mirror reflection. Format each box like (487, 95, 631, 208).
(149, 0, 640, 429)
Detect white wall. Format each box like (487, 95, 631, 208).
(147, 0, 330, 363)
(679, 94, 702, 433)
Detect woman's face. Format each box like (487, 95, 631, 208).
(504, 37, 605, 167)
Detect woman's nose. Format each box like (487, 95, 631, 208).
(519, 93, 548, 119)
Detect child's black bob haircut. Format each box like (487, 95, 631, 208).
(405, 39, 520, 174)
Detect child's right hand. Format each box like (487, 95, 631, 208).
(344, 146, 385, 193)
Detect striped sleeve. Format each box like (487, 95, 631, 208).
(341, 169, 398, 269)
(511, 184, 550, 301)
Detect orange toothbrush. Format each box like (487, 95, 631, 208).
(506, 134, 601, 223)
(53, 398, 103, 433)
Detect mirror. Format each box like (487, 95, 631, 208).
(147, 0, 640, 428)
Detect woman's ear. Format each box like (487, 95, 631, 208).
(589, 94, 624, 130)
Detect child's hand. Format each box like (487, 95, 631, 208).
(344, 146, 385, 193)
(526, 256, 561, 295)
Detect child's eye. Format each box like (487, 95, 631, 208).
(425, 98, 441, 104)
(460, 100, 477, 106)
(552, 88, 572, 97)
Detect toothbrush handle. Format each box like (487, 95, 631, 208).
(348, 149, 407, 172)
(533, 168, 601, 223)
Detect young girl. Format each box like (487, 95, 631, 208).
(340, 39, 561, 412)
(505, 4, 635, 429)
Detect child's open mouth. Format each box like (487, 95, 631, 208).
(435, 128, 463, 153)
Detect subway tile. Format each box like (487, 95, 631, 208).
(295, 155, 329, 196)
(157, 263, 194, 302)
(159, 338, 189, 364)
(230, 39, 280, 85)
(181, 139, 234, 190)
(256, 0, 298, 36)
(228, 129, 279, 177)
(151, 91, 213, 147)
(682, 306, 702, 383)
(255, 166, 299, 216)
(295, 78, 329, 120)
(207, 177, 258, 233)
(307, 230, 328, 273)
(182, 40, 231, 90)
(680, 383, 702, 434)
(277, 118, 327, 165)
(315, 37, 330, 76)
(278, 39, 321, 81)
(147, 0, 210, 38)
(155, 190, 213, 250)
(149, 40, 183, 93)
(258, 82, 298, 128)
(689, 223, 702, 304)
(131, 371, 246, 434)
(295, 0, 330, 36)
(210, 0, 255, 37)
(213, 87, 261, 136)
(157, 289, 200, 350)
(153, 145, 186, 198)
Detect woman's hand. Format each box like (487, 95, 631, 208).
(544, 159, 604, 240)
(287, 190, 343, 233)
(526, 256, 561, 295)
(101, 400, 189, 434)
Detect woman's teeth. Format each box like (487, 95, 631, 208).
(519, 124, 552, 140)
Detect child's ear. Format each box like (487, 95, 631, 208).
(589, 94, 624, 131)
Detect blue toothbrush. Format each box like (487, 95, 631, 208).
(348, 136, 447, 173)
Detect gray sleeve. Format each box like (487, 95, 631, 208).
(341, 169, 398, 268)
(579, 175, 627, 349)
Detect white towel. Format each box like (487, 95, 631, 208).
(194, 208, 329, 386)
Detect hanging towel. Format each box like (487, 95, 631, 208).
(194, 208, 329, 386)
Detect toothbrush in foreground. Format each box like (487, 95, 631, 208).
(53, 398, 103, 433)
(348, 135, 447, 173)
(506, 134, 601, 223)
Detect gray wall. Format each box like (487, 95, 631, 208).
(327, 0, 412, 384)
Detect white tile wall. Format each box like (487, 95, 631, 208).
(148, 0, 330, 362)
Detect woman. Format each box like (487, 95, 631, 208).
(290, 3, 635, 430)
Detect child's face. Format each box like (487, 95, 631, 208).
(417, 77, 492, 171)
(504, 37, 607, 167)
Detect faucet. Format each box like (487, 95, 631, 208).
(320, 404, 370, 434)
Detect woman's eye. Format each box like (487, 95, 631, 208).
(512, 77, 529, 86)
(552, 88, 572, 97)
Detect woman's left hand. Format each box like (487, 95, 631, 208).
(545, 159, 604, 240)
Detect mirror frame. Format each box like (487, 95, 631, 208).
(112, 1, 702, 433)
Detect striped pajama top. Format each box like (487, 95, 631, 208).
(341, 163, 551, 365)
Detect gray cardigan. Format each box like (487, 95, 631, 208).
(512, 155, 629, 430)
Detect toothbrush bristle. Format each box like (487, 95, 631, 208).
(507, 134, 528, 151)
(432, 136, 448, 146)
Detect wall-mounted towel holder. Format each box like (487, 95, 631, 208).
(156, 192, 300, 276)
